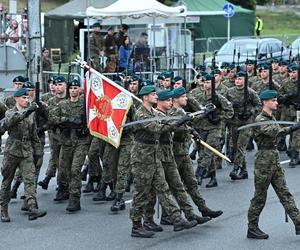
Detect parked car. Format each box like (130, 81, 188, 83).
(291, 36, 300, 59)
(205, 38, 289, 68)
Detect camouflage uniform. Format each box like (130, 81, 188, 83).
(248, 72, 259, 89)
(130, 105, 181, 225)
(49, 96, 90, 201)
(226, 86, 261, 172)
(248, 111, 300, 229)
(4, 95, 16, 109)
(251, 79, 280, 94)
(90, 31, 105, 72)
(87, 136, 105, 179)
(0, 107, 40, 209)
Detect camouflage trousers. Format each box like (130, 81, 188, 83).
(115, 143, 132, 193)
(130, 145, 180, 224)
(144, 158, 195, 220)
(102, 143, 119, 184)
(60, 142, 89, 200)
(0, 153, 37, 208)
(198, 128, 222, 173)
(174, 154, 207, 212)
(87, 137, 105, 177)
(231, 124, 252, 170)
(34, 133, 46, 185)
(248, 150, 300, 229)
(46, 131, 61, 178)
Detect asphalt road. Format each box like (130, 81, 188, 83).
(1, 147, 300, 250)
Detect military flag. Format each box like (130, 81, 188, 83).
(84, 68, 133, 148)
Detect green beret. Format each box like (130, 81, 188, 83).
(271, 58, 279, 63)
(288, 63, 298, 72)
(259, 63, 270, 70)
(23, 81, 36, 89)
(279, 60, 289, 66)
(236, 71, 247, 77)
(161, 71, 172, 79)
(202, 74, 213, 81)
(228, 63, 236, 70)
(221, 62, 230, 68)
(131, 75, 140, 82)
(139, 85, 155, 96)
(48, 75, 57, 83)
(13, 75, 26, 83)
(54, 76, 66, 83)
(157, 90, 173, 101)
(197, 65, 206, 71)
(92, 23, 102, 28)
(157, 75, 165, 80)
(245, 59, 255, 65)
(14, 87, 28, 97)
(121, 69, 132, 76)
(140, 79, 154, 88)
(68, 79, 81, 87)
(259, 89, 278, 100)
(174, 76, 183, 82)
(211, 69, 221, 75)
(173, 87, 186, 98)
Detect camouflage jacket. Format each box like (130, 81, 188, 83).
(278, 78, 298, 119)
(4, 95, 16, 109)
(4, 106, 40, 157)
(49, 96, 90, 146)
(251, 79, 280, 94)
(41, 92, 55, 104)
(226, 86, 262, 125)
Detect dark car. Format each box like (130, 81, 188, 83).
(205, 38, 289, 68)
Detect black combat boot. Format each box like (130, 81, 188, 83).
(247, 227, 269, 239)
(289, 151, 299, 167)
(206, 171, 218, 188)
(83, 176, 95, 193)
(187, 214, 211, 225)
(173, 217, 198, 232)
(93, 182, 107, 201)
(295, 223, 300, 235)
(38, 176, 51, 190)
(66, 199, 81, 212)
(81, 165, 88, 181)
(111, 193, 126, 212)
(53, 186, 69, 202)
(106, 182, 116, 201)
(189, 148, 198, 160)
(229, 166, 239, 180)
(10, 180, 22, 199)
(246, 138, 254, 151)
(160, 209, 173, 225)
(28, 205, 47, 221)
(131, 222, 155, 238)
(1, 205, 10, 222)
(201, 208, 223, 219)
(277, 136, 287, 151)
(125, 175, 133, 193)
(143, 220, 163, 232)
(236, 169, 248, 180)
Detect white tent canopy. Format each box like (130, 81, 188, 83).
(86, 0, 186, 18)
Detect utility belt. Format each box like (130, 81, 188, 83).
(257, 146, 277, 151)
(9, 134, 31, 142)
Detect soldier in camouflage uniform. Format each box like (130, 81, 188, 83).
(40, 76, 69, 200)
(247, 89, 300, 239)
(130, 85, 197, 238)
(220, 62, 230, 85)
(226, 71, 262, 180)
(41, 75, 57, 103)
(49, 79, 90, 212)
(0, 88, 47, 222)
(246, 59, 259, 88)
(277, 63, 300, 166)
(190, 74, 233, 187)
(222, 64, 236, 88)
(271, 58, 280, 82)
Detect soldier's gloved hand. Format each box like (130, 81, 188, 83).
(190, 128, 202, 141)
(24, 104, 37, 117)
(176, 115, 193, 126)
(207, 112, 221, 125)
(288, 123, 300, 133)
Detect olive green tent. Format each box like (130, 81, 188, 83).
(185, 0, 255, 52)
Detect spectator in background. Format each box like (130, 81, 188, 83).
(255, 16, 263, 37)
(118, 35, 132, 72)
(104, 26, 118, 73)
(115, 24, 129, 49)
(42, 48, 52, 89)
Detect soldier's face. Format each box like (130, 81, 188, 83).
(235, 77, 245, 88)
(272, 62, 279, 70)
(290, 70, 298, 80)
(56, 82, 66, 94)
(144, 92, 157, 105)
(174, 94, 187, 107)
(263, 98, 278, 111)
(15, 95, 29, 108)
(203, 80, 211, 90)
(27, 88, 35, 99)
(247, 64, 254, 72)
(69, 86, 81, 97)
(229, 69, 236, 79)
(221, 68, 228, 76)
(159, 98, 173, 110)
(173, 80, 183, 89)
(214, 74, 221, 82)
(163, 78, 171, 89)
(14, 82, 24, 89)
(49, 83, 57, 92)
(279, 65, 287, 74)
(128, 82, 138, 93)
(261, 70, 269, 80)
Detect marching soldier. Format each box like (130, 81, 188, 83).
(245, 59, 258, 88)
(222, 64, 236, 88)
(247, 89, 300, 239)
(0, 88, 47, 222)
(41, 75, 57, 103)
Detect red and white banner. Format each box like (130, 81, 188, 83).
(85, 68, 133, 148)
